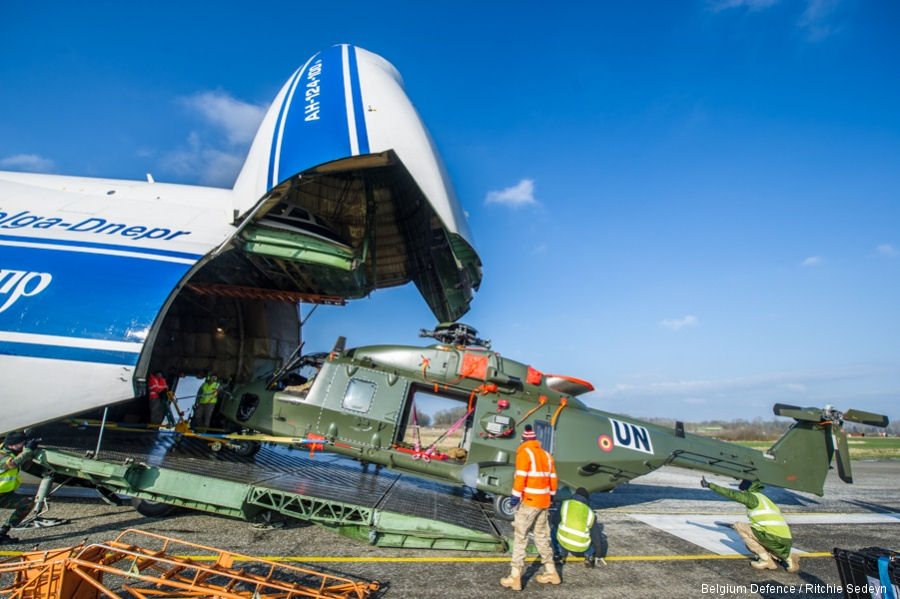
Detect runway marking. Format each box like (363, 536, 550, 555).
(0, 512, 888, 563)
(626, 512, 900, 556)
(0, 551, 834, 562)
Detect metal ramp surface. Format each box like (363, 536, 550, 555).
(33, 425, 507, 551)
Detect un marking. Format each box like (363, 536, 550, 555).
(610, 418, 654, 454)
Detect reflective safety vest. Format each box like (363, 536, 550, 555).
(148, 374, 168, 400)
(748, 492, 791, 539)
(556, 498, 595, 552)
(512, 440, 558, 509)
(0, 449, 22, 494)
(197, 380, 220, 405)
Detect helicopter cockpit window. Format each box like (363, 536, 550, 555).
(343, 378, 376, 413)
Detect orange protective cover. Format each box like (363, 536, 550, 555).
(460, 353, 489, 379)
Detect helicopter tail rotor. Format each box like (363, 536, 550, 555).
(773, 403, 889, 485)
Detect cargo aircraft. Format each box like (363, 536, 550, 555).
(216, 322, 889, 520)
(0, 45, 482, 435)
(3, 45, 888, 523)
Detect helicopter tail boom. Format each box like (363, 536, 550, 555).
(667, 404, 888, 495)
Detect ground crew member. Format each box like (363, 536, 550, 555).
(701, 477, 799, 572)
(551, 487, 605, 568)
(192, 373, 220, 430)
(0, 432, 39, 544)
(500, 424, 560, 591)
(147, 371, 169, 425)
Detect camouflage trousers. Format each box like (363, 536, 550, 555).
(510, 504, 554, 569)
(0, 492, 33, 528)
(734, 521, 792, 561)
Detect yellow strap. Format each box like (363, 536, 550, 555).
(516, 395, 547, 428)
(551, 398, 568, 426)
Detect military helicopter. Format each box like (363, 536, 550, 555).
(215, 323, 889, 520)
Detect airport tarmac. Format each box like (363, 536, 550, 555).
(4, 461, 898, 598)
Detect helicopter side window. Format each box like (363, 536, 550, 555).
(534, 420, 554, 453)
(343, 378, 376, 413)
(397, 386, 476, 460)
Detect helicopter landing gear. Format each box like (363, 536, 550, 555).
(229, 439, 261, 457)
(493, 494, 517, 521)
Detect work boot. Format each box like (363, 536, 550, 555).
(584, 556, 596, 568)
(785, 554, 800, 573)
(500, 566, 522, 591)
(535, 563, 561, 585)
(750, 553, 778, 570)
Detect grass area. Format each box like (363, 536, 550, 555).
(730, 437, 900, 460)
(402, 425, 464, 453)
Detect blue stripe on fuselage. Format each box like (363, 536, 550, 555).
(0, 244, 192, 345)
(272, 45, 351, 186)
(268, 65, 307, 190)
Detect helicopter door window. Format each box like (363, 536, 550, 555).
(534, 420, 554, 453)
(342, 378, 377, 413)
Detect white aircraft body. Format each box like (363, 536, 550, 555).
(0, 44, 481, 434)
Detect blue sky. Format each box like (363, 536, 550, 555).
(1, 1, 897, 423)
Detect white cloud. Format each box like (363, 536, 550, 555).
(160, 132, 245, 187)
(707, 0, 778, 12)
(660, 315, 698, 331)
(876, 244, 898, 257)
(799, 0, 841, 41)
(801, 256, 822, 267)
(596, 365, 883, 400)
(0, 153, 55, 173)
(179, 91, 267, 146)
(709, 0, 842, 41)
(587, 365, 899, 422)
(160, 91, 267, 187)
(485, 178, 538, 207)
(683, 397, 708, 405)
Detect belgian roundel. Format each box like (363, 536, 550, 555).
(597, 434, 614, 452)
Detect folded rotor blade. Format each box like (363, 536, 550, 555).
(842, 409, 889, 428)
(773, 403, 823, 422)
(830, 425, 853, 484)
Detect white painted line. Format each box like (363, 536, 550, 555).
(626, 512, 900, 556)
(0, 331, 143, 352)
(342, 44, 358, 156)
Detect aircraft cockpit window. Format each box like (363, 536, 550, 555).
(343, 378, 376, 413)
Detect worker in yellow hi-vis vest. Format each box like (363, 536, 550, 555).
(550, 487, 606, 568)
(701, 477, 799, 573)
(192, 373, 221, 430)
(0, 432, 39, 544)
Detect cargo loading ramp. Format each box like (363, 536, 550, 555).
(30, 426, 507, 552)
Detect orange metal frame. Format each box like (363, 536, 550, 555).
(0, 529, 378, 599)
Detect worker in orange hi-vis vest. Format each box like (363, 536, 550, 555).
(147, 371, 169, 425)
(500, 424, 560, 591)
